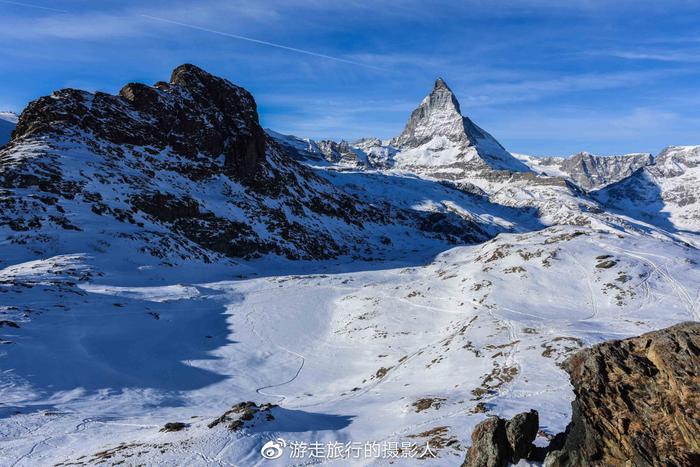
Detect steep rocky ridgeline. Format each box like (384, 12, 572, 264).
(0, 65, 494, 267)
(516, 151, 654, 191)
(595, 145, 700, 234)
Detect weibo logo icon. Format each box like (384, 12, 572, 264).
(260, 438, 286, 460)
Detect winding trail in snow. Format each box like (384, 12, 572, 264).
(244, 305, 305, 404)
(566, 252, 598, 321)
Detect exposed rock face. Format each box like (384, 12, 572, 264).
(390, 78, 531, 174)
(559, 152, 653, 190)
(392, 78, 471, 149)
(546, 322, 700, 467)
(507, 410, 540, 462)
(517, 151, 654, 191)
(595, 146, 700, 233)
(316, 139, 368, 166)
(463, 417, 511, 467)
(14, 64, 266, 182)
(462, 410, 539, 467)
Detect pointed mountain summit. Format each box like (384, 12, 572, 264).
(391, 78, 530, 175)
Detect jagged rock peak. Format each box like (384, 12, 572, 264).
(390, 78, 530, 173)
(14, 64, 266, 180)
(434, 77, 450, 90)
(391, 77, 469, 149)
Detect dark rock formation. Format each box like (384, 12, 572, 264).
(462, 410, 539, 467)
(545, 321, 700, 467)
(14, 64, 266, 182)
(463, 417, 510, 467)
(507, 410, 539, 462)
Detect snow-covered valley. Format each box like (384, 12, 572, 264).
(0, 65, 698, 466)
(1, 228, 698, 466)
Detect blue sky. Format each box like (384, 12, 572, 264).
(1, 0, 699, 155)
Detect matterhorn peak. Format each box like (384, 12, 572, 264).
(390, 77, 465, 149)
(389, 78, 531, 174)
(433, 77, 450, 90)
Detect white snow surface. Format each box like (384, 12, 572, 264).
(0, 111, 17, 146)
(1, 225, 699, 466)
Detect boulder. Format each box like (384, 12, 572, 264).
(463, 410, 540, 467)
(546, 321, 700, 466)
(507, 410, 539, 462)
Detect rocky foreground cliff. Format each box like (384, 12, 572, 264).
(464, 322, 700, 467)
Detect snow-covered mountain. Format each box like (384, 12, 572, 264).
(269, 79, 532, 182)
(1, 66, 699, 466)
(515, 151, 653, 190)
(0, 65, 509, 270)
(595, 145, 700, 233)
(388, 78, 531, 177)
(0, 110, 17, 146)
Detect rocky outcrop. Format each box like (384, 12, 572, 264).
(462, 410, 539, 467)
(545, 321, 700, 467)
(316, 139, 368, 166)
(463, 323, 700, 467)
(13, 64, 266, 182)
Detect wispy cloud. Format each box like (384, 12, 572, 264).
(0, 0, 67, 13)
(448, 69, 686, 107)
(141, 15, 387, 71)
(600, 49, 700, 63)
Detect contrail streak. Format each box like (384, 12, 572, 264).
(141, 14, 385, 71)
(0, 0, 68, 13)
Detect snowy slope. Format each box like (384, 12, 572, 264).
(0, 111, 17, 146)
(595, 145, 700, 234)
(1, 227, 698, 466)
(514, 151, 653, 191)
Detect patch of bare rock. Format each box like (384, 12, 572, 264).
(463, 322, 700, 467)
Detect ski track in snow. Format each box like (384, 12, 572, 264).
(567, 252, 599, 321)
(610, 246, 698, 320)
(245, 305, 306, 404)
